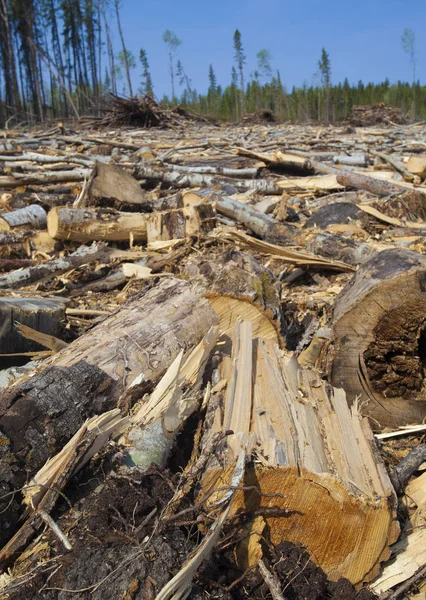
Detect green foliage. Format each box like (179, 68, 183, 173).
(139, 48, 153, 95)
(257, 49, 272, 82)
(162, 29, 181, 53)
(117, 49, 136, 70)
(318, 48, 331, 88)
(162, 78, 426, 123)
(162, 29, 182, 101)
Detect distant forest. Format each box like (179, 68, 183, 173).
(0, 0, 422, 125)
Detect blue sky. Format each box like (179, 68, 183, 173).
(112, 0, 425, 97)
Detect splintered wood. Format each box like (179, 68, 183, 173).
(200, 320, 399, 585)
(2, 118, 426, 599)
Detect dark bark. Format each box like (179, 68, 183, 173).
(390, 445, 426, 495)
(0, 360, 115, 548)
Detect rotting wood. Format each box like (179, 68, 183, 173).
(328, 248, 426, 427)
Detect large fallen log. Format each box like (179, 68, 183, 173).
(200, 321, 399, 585)
(48, 258, 280, 397)
(328, 248, 426, 427)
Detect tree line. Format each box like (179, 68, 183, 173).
(0, 1, 422, 126)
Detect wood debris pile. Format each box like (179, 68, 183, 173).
(99, 94, 201, 128)
(346, 102, 409, 127)
(1, 118, 426, 599)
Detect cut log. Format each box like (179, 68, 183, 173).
(0, 230, 31, 246)
(370, 150, 417, 184)
(163, 162, 260, 179)
(334, 154, 368, 167)
(328, 248, 426, 427)
(90, 161, 146, 205)
(0, 361, 116, 548)
(0, 205, 47, 231)
(200, 322, 399, 585)
(135, 164, 284, 195)
(0, 297, 67, 366)
(0, 169, 90, 188)
(47, 206, 147, 242)
(214, 196, 297, 245)
(0, 243, 109, 289)
(335, 168, 421, 196)
(146, 204, 214, 243)
(406, 155, 426, 180)
(46, 278, 219, 395)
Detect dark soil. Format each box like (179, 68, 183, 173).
(3, 463, 378, 600)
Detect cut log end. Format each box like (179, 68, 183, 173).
(203, 465, 398, 585)
(329, 248, 426, 427)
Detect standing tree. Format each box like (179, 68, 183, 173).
(139, 48, 153, 95)
(233, 29, 246, 115)
(401, 28, 416, 117)
(257, 49, 272, 82)
(176, 59, 193, 102)
(117, 49, 135, 95)
(162, 29, 181, 101)
(318, 47, 331, 122)
(113, 0, 133, 96)
(207, 63, 218, 113)
(231, 65, 239, 120)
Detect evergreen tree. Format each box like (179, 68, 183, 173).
(139, 48, 153, 95)
(207, 64, 218, 113)
(233, 29, 246, 115)
(318, 47, 331, 122)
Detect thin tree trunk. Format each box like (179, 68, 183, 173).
(114, 0, 132, 96)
